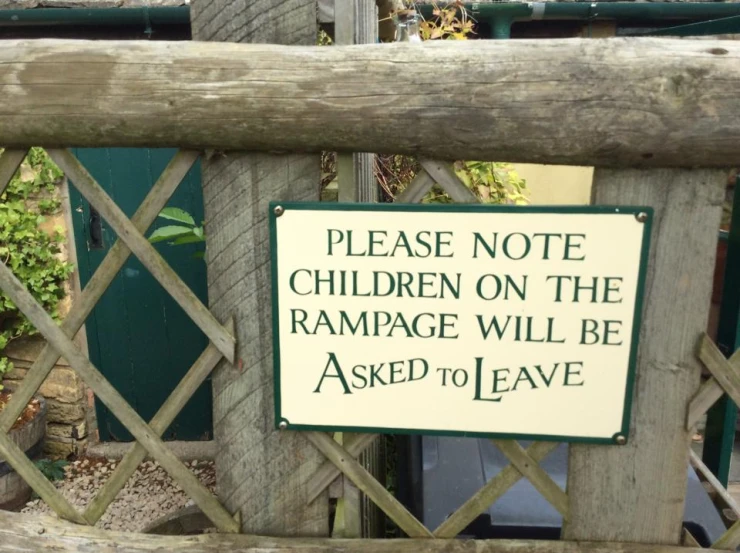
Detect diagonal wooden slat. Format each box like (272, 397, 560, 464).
(0, 421, 87, 525)
(305, 432, 433, 538)
(688, 338, 740, 429)
(395, 170, 435, 204)
(46, 148, 235, 364)
(419, 159, 479, 203)
(689, 449, 740, 521)
(0, 150, 202, 434)
(683, 528, 701, 548)
(0, 149, 28, 195)
(307, 432, 379, 504)
(698, 333, 740, 408)
(433, 441, 559, 538)
(84, 318, 234, 523)
(687, 377, 725, 430)
(492, 440, 569, 519)
(714, 514, 740, 549)
(0, 260, 240, 534)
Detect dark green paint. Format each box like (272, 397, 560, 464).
(270, 202, 652, 445)
(68, 148, 212, 442)
(0, 7, 189, 26)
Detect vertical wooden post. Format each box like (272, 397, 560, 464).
(336, 0, 378, 203)
(189, 0, 328, 537)
(333, 2, 378, 537)
(563, 169, 726, 544)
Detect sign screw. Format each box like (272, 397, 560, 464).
(635, 212, 648, 223)
(278, 421, 288, 430)
(615, 434, 627, 445)
(274, 205, 284, 217)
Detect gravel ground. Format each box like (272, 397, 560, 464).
(21, 456, 216, 532)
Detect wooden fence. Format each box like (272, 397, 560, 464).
(0, 28, 739, 553)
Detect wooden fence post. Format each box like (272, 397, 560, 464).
(563, 169, 726, 544)
(190, 0, 329, 536)
(336, 0, 378, 204)
(332, 0, 379, 537)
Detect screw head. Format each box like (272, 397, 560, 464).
(615, 434, 627, 445)
(274, 205, 284, 217)
(635, 212, 648, 223)
(278, 421, 288, 430)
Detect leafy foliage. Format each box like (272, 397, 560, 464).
(418, 1, 475, 40)
(34, 458, 68, 482)
(0, 148, 74, 388)
(148, 207, 205, 258)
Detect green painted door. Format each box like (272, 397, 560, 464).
(68, 148, 212, 442)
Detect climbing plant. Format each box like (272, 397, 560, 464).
(0, 148, 74, 388)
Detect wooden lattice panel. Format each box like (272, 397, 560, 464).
(0, 148, 239, 533)
(1, 149, 652, 540)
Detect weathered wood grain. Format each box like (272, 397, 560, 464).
(395, 171, 435, 203)
(318, 0, 334, 23)
(419, 160, 478, 203)
(333, 2, 378, 536)
(0, 259, 239, 533)
(307, 433, 379, 504)
(0, 509, 721, 553)
(713, 517, 740, 549)
(687, 377, 725, 430)
(2, 39, 740, 166)
(190, 0, 329, 537)
(433, 441, 559, 538)
(305, 432, 432, 538)
(689, 449, 740, 521)
(563, 169, 726, 544)
(686, 334, 740, 429)
(336, 0, 378, 204)
(84, 319, 233, 524)
(0, 150, 200, 434)
(699, 334, 740, 407)
(329, 433, 362, 539)
(492, 440, 569, 519)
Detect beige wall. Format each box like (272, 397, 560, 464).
(514, 164, 594, 206)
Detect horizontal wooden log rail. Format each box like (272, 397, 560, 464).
(2, 38, 740, 167)
(0, 510, 716, 553)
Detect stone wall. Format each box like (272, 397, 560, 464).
(3, 338, 89, 458)
(1, 178, 92, 459)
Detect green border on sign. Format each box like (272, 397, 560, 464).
(269, 202, 653, 446)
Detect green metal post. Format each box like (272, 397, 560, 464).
(703, 176, 740, 487)
(490, 17, 512, 39)
(0, 7, 189, 27)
